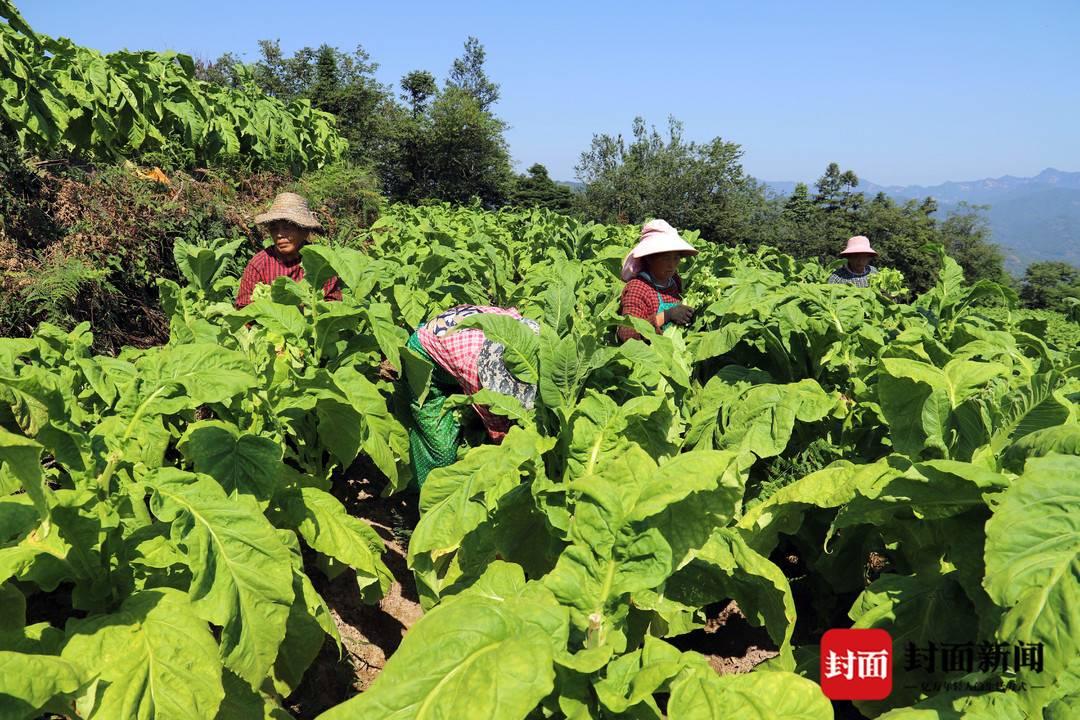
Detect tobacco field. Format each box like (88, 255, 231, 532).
(0, 0, 345, 172)
(0, 203, 1077, 720)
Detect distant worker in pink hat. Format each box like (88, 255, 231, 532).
(828, 235, 879, 287)
(617, 219, 699, 343)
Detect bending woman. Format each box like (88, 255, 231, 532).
(617, 219, 699, 343)
(404, 305, 539, 487)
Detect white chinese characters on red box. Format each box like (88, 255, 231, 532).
(820, 628, 893, 700)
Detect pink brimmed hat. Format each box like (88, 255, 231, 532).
(620, 219, 698, 281)
(839, 235, 877, 256)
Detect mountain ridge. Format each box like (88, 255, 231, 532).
(762, 168, 1080, 272)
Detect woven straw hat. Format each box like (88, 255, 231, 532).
(254, 192, 323, 231)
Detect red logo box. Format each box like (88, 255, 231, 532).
(820, 628, 893, 700)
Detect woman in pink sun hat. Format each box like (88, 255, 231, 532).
(828, 235, 879, 287)
(617, 219, 699, 343)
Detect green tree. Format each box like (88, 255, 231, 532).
(198, 40, 394, 167)
(447, 37, 499, 111)
(193, 52, 244, 87)
(783, 183, 815, 225)
(508, 164, 575, 214)
(939, 203, 1007, 284)
(814, 163, 861, 213)
(576, 116, 767, 244)
(401, 70, 437, 115)
(763, 165, 1005, 294)
(381, 85, 512, 207)
(1019, 261, 1080, 311)
(379, 41, 512, 207)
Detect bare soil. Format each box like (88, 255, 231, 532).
(669, 599, 780, 675)
(285, 473, 423, 718)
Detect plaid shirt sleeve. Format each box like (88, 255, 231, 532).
(617, 277, 682, 343)
(617, 279, 658, 342)
(236, 251, 269, 308)
(323, 275, 342, 301)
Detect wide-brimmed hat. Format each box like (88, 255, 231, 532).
(839, 235, 877, 256)
(620, 219, 698, 281)
(254, 192, 323, 231)
(476, 318, 540, 409)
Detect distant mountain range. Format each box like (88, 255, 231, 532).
(764, 168, 1080, 273)
(558, 169, 1080, 273)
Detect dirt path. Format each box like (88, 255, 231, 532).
(286, 475, 423, 718)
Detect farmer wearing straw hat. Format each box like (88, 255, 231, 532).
(617, 219, 699, 343)
(828, 235, 879, 287)
(403, 304, 539, 488)
(235, 192, 342, 308)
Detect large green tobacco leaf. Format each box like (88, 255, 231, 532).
(274, 486, 392, 602)
(849, 571, 978, 716)
(147, 469, 293, 687)
(827, 459, 1006, 541)
(739, 458, 896, 555)
(592, 636, 705, 715)
(454, 314, 540, 383)
(317, 563, 568, 720)
(544, 447, 743, 642)
(667, 667, 833, 719)
(615, 319, 692, 389)
(666, 528, 797, 669)
(366, 302, 407, 372)
(61, 588, 225, 720)
(981, 371, 1072, 459)
(0, 650, 86, 720)
(392, 283, 431, 329)
(331, 366, 410, 490)
(236, 300, 308, 343)
(410, 427, 550, 564)
(0, 490, 107, 606)
(0, 428, 48, 521)
(877, 357, 1008, 458)
(690, 322, 751, 364)
(409, 428, 551, 604)
(1001, 423, 1080, 473)
(559, 393, 674, 503)
(538, 330, 595, 416)
(174, 238, 244, 294)
(718, 379, 837, 459)
(300, 367, 408, 486)
(984, 454, 1080, 706)
(177, 421, 283, 503)
(124, 344, 256, 418)
(629, 450, 747, 574)
(0, 366, 93, 473)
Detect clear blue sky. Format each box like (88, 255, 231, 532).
(21, 0, 1080, 186)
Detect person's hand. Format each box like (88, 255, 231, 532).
(664, 304, 695, 326)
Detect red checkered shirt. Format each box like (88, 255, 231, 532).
(417, 305, 524, 440)
(235, 248, 342, 308)
(617, 275, 683, 343)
